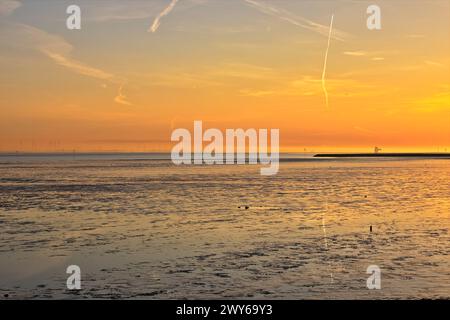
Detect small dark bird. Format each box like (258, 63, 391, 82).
(245, 206, 249, 210)
(370, 225, 373, 232)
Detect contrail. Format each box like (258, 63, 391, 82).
(149, 0, 179, 33)
(243, 0, 348, 41)
(321, 14, 334, 109)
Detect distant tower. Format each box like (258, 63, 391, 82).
(374, 146, 382, 154)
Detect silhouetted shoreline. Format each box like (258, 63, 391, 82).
(314, 153, 450, 158)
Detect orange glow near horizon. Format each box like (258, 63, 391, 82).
(0, 0, 449, 153)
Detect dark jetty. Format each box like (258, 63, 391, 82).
(314, 153, 450, 158)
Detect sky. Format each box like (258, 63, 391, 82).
(0, 0, 449, 152)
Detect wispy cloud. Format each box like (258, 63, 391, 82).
(86, 2, 161, 22)
(149, 0, 179, 33)
(16, 24, 118, 82)
(130, 63, 276, 89)
(210, 63, 275, 80)
(131, 70, 223, 88)
(0, 0, 21, 16)
(114, 84, 133, 106)
(83, 0, 204, 23)
(343, 50, 368, 57)
(42, 51, 116, 81)
(343, 50, 398, 61)
(424, 60, 445, 68)
(239, 76, 375, 98)
(7, 23, 134, 106)
(243, 0, 349, 41)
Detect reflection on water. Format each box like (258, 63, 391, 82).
(0, 156, 449, 299)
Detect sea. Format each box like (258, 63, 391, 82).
(0, 153, 449, 299)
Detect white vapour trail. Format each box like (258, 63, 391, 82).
(244, 0, 348, 41)
(149, 0, 179, 33)
(321, 14, 334, 109)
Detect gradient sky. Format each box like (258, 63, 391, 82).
(0, 0, 449, 152)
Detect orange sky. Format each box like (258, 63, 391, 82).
(0, 0, 449, 152)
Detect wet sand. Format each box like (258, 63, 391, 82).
(0, 157, 449, 299)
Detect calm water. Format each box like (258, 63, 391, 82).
(0, 155, 449, 299)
